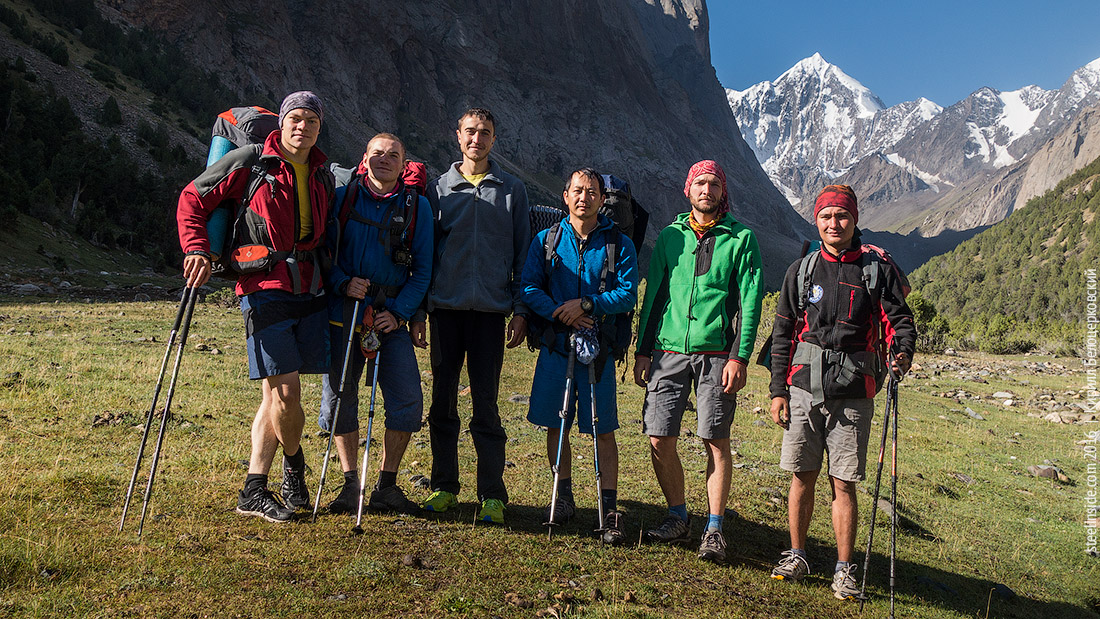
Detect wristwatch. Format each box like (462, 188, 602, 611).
(580, 296, 594, 314)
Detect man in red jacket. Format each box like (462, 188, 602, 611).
(176, 91, 334, 523)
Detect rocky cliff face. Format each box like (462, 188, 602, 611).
(104, 0, 804, 281)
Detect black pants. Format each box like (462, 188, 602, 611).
(427, 309, 508, 502)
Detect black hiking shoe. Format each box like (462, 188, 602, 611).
(543, 497, 576, 526)
(368, 485, 422, 515)
(698, 529, 727, 563)
(327, 481, 362, 515)
(600, 511, 627, 546)
(280, 462, 312, 511)
(236, 487, 296, 523)
(643, 515, 692, 545)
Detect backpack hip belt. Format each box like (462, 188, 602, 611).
(791, 341, 884, 406)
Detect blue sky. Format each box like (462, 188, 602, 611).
(709, 0, 1100, 107)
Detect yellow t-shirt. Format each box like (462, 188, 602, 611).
(289, 160, 312, 241)
(462, 172, 488, 187)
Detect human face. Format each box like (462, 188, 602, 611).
(280, 108, 321, 155)
(456, 115, 495, 163)
(688, 173, 724, 215)
(563, 173, 603, 224)
(816, 206, 856, 252)
(363, 137, 405, 190)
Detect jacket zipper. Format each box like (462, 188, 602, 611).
(685, 232, 702, 351)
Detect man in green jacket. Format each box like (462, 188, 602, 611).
(633, 160, 763, 563)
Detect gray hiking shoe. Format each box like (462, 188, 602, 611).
(643, 515, 691, 545)
(832, 563, 863, 601)
(368, 485, 421, 514)
(236, 487, 296, 523)
(600, 511, 626, 546)
(771, 549, 811, 582)
(543, 497, 576, 526)
(280, 460, 311, 511)
(698, 529, 727, 563)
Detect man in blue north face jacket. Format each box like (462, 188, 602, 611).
(521, 168, 638, 545)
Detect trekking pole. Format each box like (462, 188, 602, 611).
(588, 361, 606, 534)
(888, 375, 900, 619)
(119, 287, 195, 533)
(312, 299, 362, 523)
(860, 374, 895, 612)
(351, 349, 381, 535)
(134, 286, 199, 536)
(544, 343, 577, 538)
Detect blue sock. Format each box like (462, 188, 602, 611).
(835, 560, 852, 573)
(669, 503, 688, 522)
(706, 513, 723, 533)
(791, 548, 808, 559)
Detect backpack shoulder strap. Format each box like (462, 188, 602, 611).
(858, 246, 885, 307)
(796, 250, 820, 312)
(235, 145, 275, 221)
(543, 222, 564, 279)
(599, 228, 623, 295)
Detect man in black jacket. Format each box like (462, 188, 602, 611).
(767, 185, 915, 600)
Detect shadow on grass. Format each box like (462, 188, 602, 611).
(724, 506, 1098, 619)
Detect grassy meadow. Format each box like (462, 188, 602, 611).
(0, 294, 1096, 618)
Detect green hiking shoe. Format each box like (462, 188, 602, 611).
(422, 490, 458, 513)
(477, 498, 506, 524)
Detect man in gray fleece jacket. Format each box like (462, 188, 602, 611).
(411, 107, 530, 524)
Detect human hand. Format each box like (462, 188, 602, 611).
(552, 299, 594, 329)
(721, 359, 747, 394)
(770, 396, 790, 430)
(633, 355, 651, 388)
(410, 321, 427, 348)
(374, 310, 399, 333)
(345, 277, 371, 300)
(182, 254, 211, 288)
(505, 314, 527, 349)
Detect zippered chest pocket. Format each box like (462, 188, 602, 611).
(839, 281, 872, 326)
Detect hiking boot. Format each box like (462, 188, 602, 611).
(542, 497, 576, 525)
(327, 481, 361, 515)
(698, 529, 727, 563)
(643, 515, 691, 545)
(369, 485, 422, 515)
(771, 549, 811, 582)
(422, 490, 458, 513)
(600, 511, 627, 546)
(832, 563, 863, 601)
(236, 487, 295, 523)
(280, 463, 311, 511)
(477, 498, 506, 524)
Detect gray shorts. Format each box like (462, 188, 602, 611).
(642, 351, 736, 440)
(780, 387, 875, 482)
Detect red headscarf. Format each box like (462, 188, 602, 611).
(683, 160, 729, 214)
(814, 184, 858, 224)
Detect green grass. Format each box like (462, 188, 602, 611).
(0, 297, 1096, 618)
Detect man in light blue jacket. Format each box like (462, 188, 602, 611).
(521, 168, 638, 544)
(413, 107, 531, 524)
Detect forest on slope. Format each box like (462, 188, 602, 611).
(908, 154, 1100, 355)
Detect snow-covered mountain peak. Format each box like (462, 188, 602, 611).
(913, 97, 943, 120)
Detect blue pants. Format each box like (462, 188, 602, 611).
(527, 347, 619, 435)
(318, 324, 423, 434)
